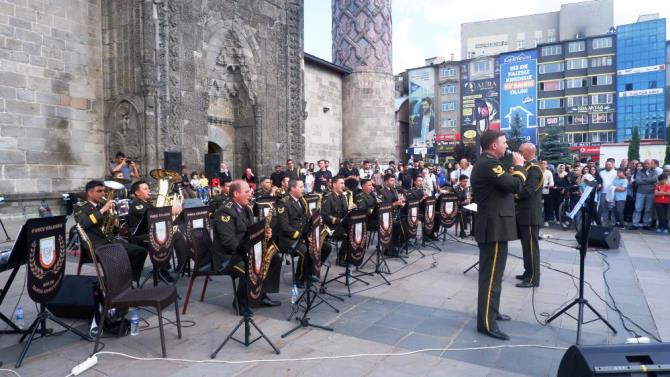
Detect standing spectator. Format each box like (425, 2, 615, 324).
(180, 165, 196, 199)
(421, 168, 436, 196)
(619, 159, 628, 170)
(285, 159, 301, 180)
(242, 168, 257, 191)
(655, 174, 670, 234)
(371, 168, 384, 189)
(110, 151, 139, 182)
(270, 164, 285, 187)
(631, 159, 659, 229)
(313, 160, 332, 194)
(598, 160, 617, 225)
(436, 165, 448, 189)
(450, 158, 472, 186)
(218, 162, 232, 183)
(304, 167, 315, 194)
(540, 160, 554, 226)
(387, 161, 396, 175)
(612, 169, 628, 228)
(360, 160, 373, 179)
(552, 164, 569, 223)
(624, 167, 635, 223)
(653, 159, 663, 176)
(338, 160, 360, 192)
(397, 164, 412, 190)
(325, 160, 336, 176)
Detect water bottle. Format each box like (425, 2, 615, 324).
(130, 308, 140, 336)
(15, 304, 25, 330)
(291, 284, 298, 305)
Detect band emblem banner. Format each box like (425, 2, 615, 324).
(27, 216, 67, 303)
(148, 207, 174, 267)
(423, 197, 436, 234)
(347, 208, 368, 267)
(438, 194, 459, 228)
(405, 199, 421, 237)
(377, 203, 393, 250)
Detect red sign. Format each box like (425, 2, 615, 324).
(435, 133, 461, 142)
(569, 146, 600, 154)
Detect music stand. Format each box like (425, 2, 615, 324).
(0, 224, 28, 335)
(461, 203, 480, 275)
(16, 216, 90, 368)
(545, 186, 617, 344)
(436, 193, 459, 243)
(420, 197, 441, 252)
(282, 213, 334, 338)
(140, 207, 175, 287)
(399, 199, 425, 258)
(361, 203, 392, 285)
(211, 221, 280, 357)
(180, 206, 210, 277)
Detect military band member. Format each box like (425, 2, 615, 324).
(321, 177, 349, 263)
(515, 143, 543, 288)
(126, 180, 189, 281)
(454, 174, 472, 238)
(356, 179, 379, 231)
(471, 130, 527, 341)
(255, 177, 275, 199)
(379, 174, 406, 251)
(405, 176, 427, 201)
(208, 182, 229, 218)
(75, 180, 148, 283)
(213, 180, 281, 315)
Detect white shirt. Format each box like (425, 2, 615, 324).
(423, 174, 436, 196)
(361, 168, 373, 179)
(542, 170, 554, 195)
(450, 166, 472, 186)
(599, 168, 617, 193)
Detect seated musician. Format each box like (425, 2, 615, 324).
(277, 176, 290, 199)
(406, 176, 439, 241)
(379, 174, 406, 252)
(355, 179, 378, 230)
(126, 180, 189, 281)
(255, 176, 275, 199)
(212, 179, 281, 315)
(453, 174, 473, 238)
(208, 178, 231, 217)
(75, 180, 148, 284)
(321, 177, 350, 264)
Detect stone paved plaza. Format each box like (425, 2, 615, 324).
(1, 223, 669, 377)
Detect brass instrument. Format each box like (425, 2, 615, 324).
(150, 168, 183, 220)
(344, 189, 356, 210)
(100, 180, 125, 237)
(465, 186, 472, 204)
(261, 206, 279, 280)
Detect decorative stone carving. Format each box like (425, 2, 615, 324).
(108, 99, 145, 165)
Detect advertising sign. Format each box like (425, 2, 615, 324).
(499, 51, 537, 144)
(409, 68, 436, 148)
(460, 78, 500, 146)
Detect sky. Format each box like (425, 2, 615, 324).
(304, 0, 670, 74)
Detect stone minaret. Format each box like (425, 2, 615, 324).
(332, 0, 396, 163)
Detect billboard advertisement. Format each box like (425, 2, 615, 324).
(460, 74, 500, 146)
(409, 68, 436, 148)
(500, 51, 538, 145)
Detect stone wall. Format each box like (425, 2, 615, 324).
(304, 61, 343, 165)
(0, 0, 104, 201)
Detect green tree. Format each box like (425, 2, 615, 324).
(628, 127, 640, 162)
(540, 126, 572, 166)
(506, 112, 526, 152)
(665, 127, 670, 166)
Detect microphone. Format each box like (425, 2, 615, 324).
(504, 149, 513, 157)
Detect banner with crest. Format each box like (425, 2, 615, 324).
(438, 194, 459, 228)
(422, 197, 436, 234)
(405, 199, 421, 238)
(377, 203, 393, 251)
(246, 220, 266, 305)
(307, 210, 324, 278)
(26, 216, 67, 303)
(182, 206, 209, 257)
(347, 208, 368, 267)
(147, 207, 174, 268)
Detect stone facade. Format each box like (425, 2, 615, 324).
(332, 0, 396, 163)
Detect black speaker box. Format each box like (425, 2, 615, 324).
(164, 151, 182, 172)
(46, 275, 100, 320)
(575, 225, 620, 249)
(558, 343, 670, 376)
(204, 153, 221, 179)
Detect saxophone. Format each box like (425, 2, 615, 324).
(260, 206, 279, 280)
(344, 189, 356, 210)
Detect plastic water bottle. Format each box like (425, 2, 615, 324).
(291, 284, 298, 305)
(15, 304, 25, 330)
(130, 309, 140, 336)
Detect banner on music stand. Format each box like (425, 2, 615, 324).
(438, 194, 458, 228)
(347, 208, 368, 267)
(182, 206, 209, 255)
(246, 220, 265, 305)
(303, 194, 321, 215)
(405, 199, 421, 238)
(423, 197, 436, 234)
(254, 198, 275, 219)
(377, 203, 393, 251)
(307, 210, 324, 278)
(147, 207, 174, 268)
(26, 216, 67, 303)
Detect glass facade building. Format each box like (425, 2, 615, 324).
(616, 19, 666, 142)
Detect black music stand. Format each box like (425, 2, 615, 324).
(420, 197, 441, 252)
(461, 204, 480, 275)
(545, 187, 617, 344)
(282, 214, 334, 338)
(211, 222, 280, 357)
(436, 194, 459, 243)
(399, 200, 425, 258)
(360, 203, 393, 285)
(0, 224, 27, 335)
(16, 216, 90, 368)
(139, 207, 176, 287)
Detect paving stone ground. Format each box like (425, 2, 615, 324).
(1, 220, 668, 377)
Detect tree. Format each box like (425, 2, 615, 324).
(628, 126, 640, 162)
(665, 127, 670, 166)
(506, 112, 526, 152)
(540, 126, 572, 166)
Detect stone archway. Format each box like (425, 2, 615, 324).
(106, 98, 146, 173)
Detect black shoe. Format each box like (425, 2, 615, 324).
(496, 314, 511, 321)
(159, 269, 175, 283)
(515, 274, 526, 280)
(260, 296, 282, 307)
(459, 232, 467, 238)
(478, 329, 510, 341)
(515, 281, 538, 288)
(626, 226, 638, 230)
(173, 263, 186, 274)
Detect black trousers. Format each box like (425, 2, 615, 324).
(477, 241, 508, 333)
(519, 224, 540, 285)
(113, 239, 147, 282)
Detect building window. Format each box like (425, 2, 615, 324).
(547, 36, 556, 43)
(625, 83, 633, 91)
(439, 67, 456, 78)
(591, 93, 613, 104)
(541, 45, 562, 56)
(590, 56, 613, 68)
(566, 78, 587, 89)
(440, 84, 456, 95)
(447, 119, 457, 128)
(566, 58, 588, 70)
(568, 41, 585, 53)
(591, 75, 613, 86)
(592, 37, 612, 49)
(517, 39, 525, 49)
(589, 131, 615, 142)
(567, 114, 588, 125)
(566, 95, 588, 106)
(474, 60, 491, 73)
(442, 101, 456, 112)
(561, 132, 588, 144)
(592, 113, 614, 123)
(539, 80, 564, 91)
(539, 98, 564, 109)
(539, 116, 565, 127)
(539, 62, 564, 74)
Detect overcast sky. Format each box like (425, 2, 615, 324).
(305, 0, 670, 74)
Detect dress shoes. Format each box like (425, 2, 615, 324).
(478, 329, 510, 341)
(260, 295, 282, 307)
(459, 231, 467, 238)
(496, 314, 511, 321)
(515, 274, 527, 281)
(515, 281, 538, 288)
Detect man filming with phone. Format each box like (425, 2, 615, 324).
(110, 151, 140, 181)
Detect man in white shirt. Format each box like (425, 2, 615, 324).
(450, 158, 473, 186)
(360, 160, 373, 180)
(541, 160, 555, 226)
(598, 160, 618, 225)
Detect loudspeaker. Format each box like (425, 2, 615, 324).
(46, 275, 100, 319)
(164, 151, 182, 172)
(575, 225, 620, 249)
(558, 343, 670, 376)
(204, 153, 221, 179)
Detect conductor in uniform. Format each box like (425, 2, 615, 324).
(515, 143, 543, 288)
(471, 130, 526, 340)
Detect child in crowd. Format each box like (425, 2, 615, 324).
(612, 169, 628, 228)
(198, 172, 209, 203)
(654, 174, 670, 234)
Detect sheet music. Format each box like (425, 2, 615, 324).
(568, 186, 593, 219)
(463, 203, 477, 212)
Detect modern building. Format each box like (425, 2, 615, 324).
(616, 18, 667, 142)
(461, 0, 613, 59)
(536, 33, 618, 160)
(435, 61, 461, 155)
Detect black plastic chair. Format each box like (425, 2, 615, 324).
(93, 243, 181, 358)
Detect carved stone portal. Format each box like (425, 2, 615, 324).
(107, 99, 145, 169)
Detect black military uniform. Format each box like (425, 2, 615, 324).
(254, 188, 274, 200)
(379, 186, 404, 248)
(75, 202, 147, 282)
(126, 198, 189, 272)
(321, 191, 349, 262)
(275, 194, 309, 282)
(355, 190, 378, 230)
(454, 184, 472, 237)
(208, 192, 227, 217)
(471, 152, 526, 339)
(515, 159, 544, 287)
